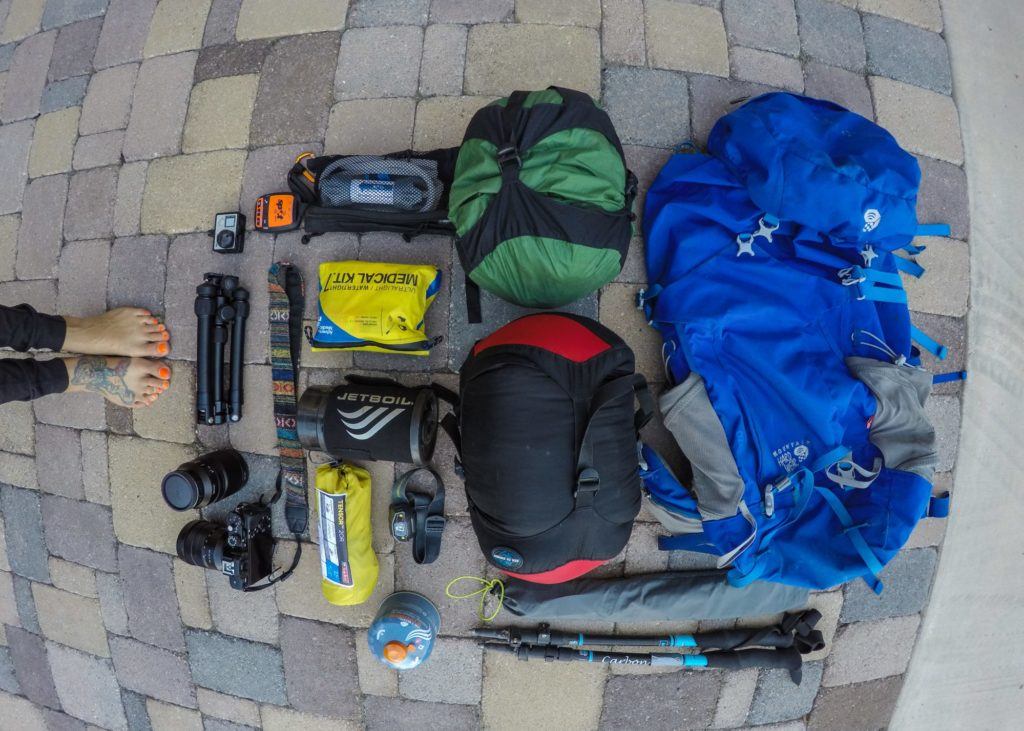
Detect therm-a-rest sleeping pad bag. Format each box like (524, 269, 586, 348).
(456, 313, 653, 583)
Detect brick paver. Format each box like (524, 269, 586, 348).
(0, 2, 971, 728)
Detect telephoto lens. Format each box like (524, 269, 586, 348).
(161, 449, 249, 511)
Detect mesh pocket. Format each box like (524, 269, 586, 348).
(319, 156, 444, 212)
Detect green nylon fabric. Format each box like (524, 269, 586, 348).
(449, 130, 626, 237)
(471, 236, 623, 309)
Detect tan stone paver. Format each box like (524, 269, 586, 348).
(646, 0, 729, 76)
(27, 107, 78, 178)
(173, 558, 213, 630)
(143, 0, 212, 58)
(413, 95, 494, 150)
(465, 23, 601, 97)
(483, 648, 608, 731)
(145, 699, 203, 731)
(235, 0, 348, 41)
(32, 583, 109, 657)
(0, 0, 44, 43)
(326, 98, 416, 155)
(141, 150, 246, 234)
(903, 236, 970, 317)
(859, 0, 943, 32)
(516, 0, 602, 26)
(260, 705, 362, 731)
(196, 688, 262, 727)
(872, 76, 964, 164)
(183, 74, 259, 153)
(108, 436, 197, 553)
(0, 215, 19, 282)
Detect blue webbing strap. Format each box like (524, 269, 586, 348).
(910, 324, 948, 360)
(814, 486, 885, 594)
(658, 532, 720, 553)
(933, 370, 967, 384)
(917, 223, 951, 237)
(844, 266, 909, 304)
(926, 492, 951, 518)
(893, 255, 925, 278)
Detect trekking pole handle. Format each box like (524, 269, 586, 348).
(700, 647, 802, 672)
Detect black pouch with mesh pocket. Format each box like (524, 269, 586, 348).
(270, 150, 459, 243)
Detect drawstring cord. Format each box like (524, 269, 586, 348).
(854, 329, 908, 366)
(446, 576, 505, 623)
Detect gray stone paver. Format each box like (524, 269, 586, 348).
(0, 2, 970, 728)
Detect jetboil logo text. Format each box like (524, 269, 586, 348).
(336, 393, 413, 441)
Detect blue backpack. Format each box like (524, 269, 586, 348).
(638, 93, 956, 593)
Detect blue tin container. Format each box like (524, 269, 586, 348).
(367, 591, 441, 670)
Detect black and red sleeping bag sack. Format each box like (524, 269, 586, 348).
(455, 313, 653, 583)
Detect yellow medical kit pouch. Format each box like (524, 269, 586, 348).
(315, 462, 378, 606)
(308, 260, 442, 355)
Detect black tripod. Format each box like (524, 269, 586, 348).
(195, 274, 249, 425)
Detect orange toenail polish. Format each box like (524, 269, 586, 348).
(162, 331, 170, 341)
(157, 343, 168, 355)
(158, 366, 170, 379)
(158, 324, 166, 331)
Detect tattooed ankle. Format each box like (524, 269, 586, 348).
(71, 356, 136, 405)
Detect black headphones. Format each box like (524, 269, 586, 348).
(389, 467, 445, 564)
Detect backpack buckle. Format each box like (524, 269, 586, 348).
(496, 145, 521, 169)
(574, 468, 601, 506)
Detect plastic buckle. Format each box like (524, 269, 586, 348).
(575, 468, 601, 498)
(636, 288, 646, 310)
(763, 474, 792, 518)
(424, 514, 446, 536)
(496, 145, 521, 169)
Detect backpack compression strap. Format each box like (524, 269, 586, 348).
(575, 373, 653, 508)
(268, 262, 308, 535)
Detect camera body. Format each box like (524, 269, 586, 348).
(212, 212, 245, 254)
(221, 502, 274, 590)
(176, 501, 274, 591)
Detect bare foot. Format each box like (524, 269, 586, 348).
(62, 308, 171, 358)
(63, 356, 172, 408)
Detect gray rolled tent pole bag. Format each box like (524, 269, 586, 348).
(501, 571, 808, 621)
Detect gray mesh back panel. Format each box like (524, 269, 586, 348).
(660, 373, 746, 520)
(846, 357, 938, 479)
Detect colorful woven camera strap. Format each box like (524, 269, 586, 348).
(268, 262, 308, 535)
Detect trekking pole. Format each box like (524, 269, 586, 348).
(473, 610, 824, 654)
(483, 643, 804, 677)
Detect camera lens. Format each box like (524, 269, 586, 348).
(216, 230, 235, 249)
(176, 520, 228, 570)
(161, 449, 249, 511)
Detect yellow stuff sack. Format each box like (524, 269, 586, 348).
(309, 260, 442, 355)
(315, 462, 378, 606)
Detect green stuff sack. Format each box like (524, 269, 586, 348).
(316, 462, 378, 606)
(307, 260, 442, 355)
(449, 87, 637, 319)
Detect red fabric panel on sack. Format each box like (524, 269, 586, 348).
(501, 558, 606, 584)
(472, 314, 610, 362)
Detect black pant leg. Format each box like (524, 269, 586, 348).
(0, 359, 69, 403)
(0, 304, 70, 404)
(0, 304, 66, 351)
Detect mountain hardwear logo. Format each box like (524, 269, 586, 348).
(338, 405, 404, 440)
(862, 209, 881, 232)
